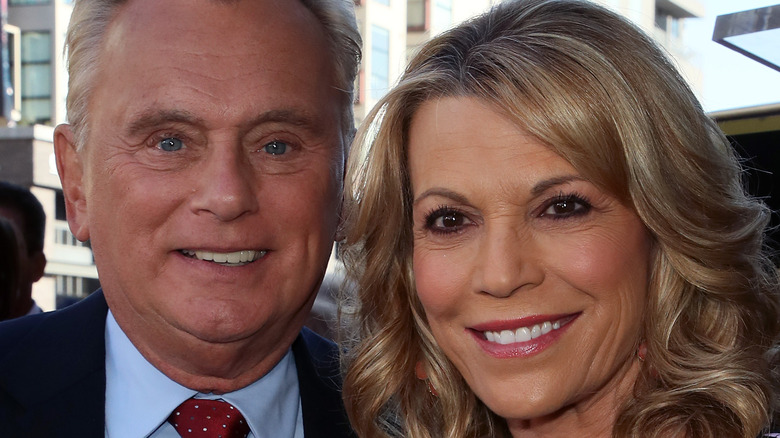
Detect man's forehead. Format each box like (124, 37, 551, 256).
(107, 0, 324, 41)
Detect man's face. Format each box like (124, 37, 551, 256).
(59, 0, 344, 356)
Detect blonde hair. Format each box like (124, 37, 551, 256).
(340, 0, 780, 437)
(63, 0, 361, 150)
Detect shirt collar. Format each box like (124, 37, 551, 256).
(104, 311, 301, 438)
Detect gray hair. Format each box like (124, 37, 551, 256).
(64, 0, 361, 149)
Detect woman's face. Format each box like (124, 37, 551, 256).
(409, 97, 652, 434)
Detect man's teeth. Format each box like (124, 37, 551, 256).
(483, 320, 562, 345)
(181, 249, 266, 265)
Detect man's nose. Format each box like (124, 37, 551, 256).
(189, 143, 259, 222)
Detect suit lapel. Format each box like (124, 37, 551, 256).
(292, 328, 355, 438)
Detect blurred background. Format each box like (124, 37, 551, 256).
(0, 0, 777, 338)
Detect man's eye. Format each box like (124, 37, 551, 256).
(158, 137, 184, 152)
(263, 140, 288, 155)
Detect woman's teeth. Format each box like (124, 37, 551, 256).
(483, 320, 562, 345)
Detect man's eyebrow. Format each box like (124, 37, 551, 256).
(125, 108, 322, 137)
(125, 109, 204, 137)
(246, 109, 319, 128)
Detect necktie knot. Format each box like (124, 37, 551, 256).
(168, 398, 250, 438)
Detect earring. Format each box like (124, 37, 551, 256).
(415, 361, 439, 397)
(637, 342, 647, 362)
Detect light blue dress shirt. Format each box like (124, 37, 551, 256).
(104, 311, 304, 438)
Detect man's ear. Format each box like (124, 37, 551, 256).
(53, 124, 90, 242)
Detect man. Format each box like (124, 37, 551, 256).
(0, 181, 47, 320)
(0, 0, 361, 436)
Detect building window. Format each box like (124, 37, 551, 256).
(408, 0, 426, 31)
(55, 274, 100, 307)
(655, 9, 681, 39)
(9, 0, 51, 5)
(20, 31, 52, 125)
(370, 25, 390, 100)
(433, 0, 452, 31)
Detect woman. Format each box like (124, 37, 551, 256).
(339, 0, 780, 437)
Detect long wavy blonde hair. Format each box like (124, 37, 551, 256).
(340, 0, 780, 437)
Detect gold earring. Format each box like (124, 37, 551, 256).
(415, 361, 439, 397)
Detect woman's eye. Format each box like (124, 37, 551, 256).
(263, 140, 288, 155)
(158, 137, 184, 152)
(425, 208, 472, 234)
(540, 196, 590, 218)
(436, 212, 464, 228)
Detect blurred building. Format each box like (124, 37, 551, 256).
(596, 0, 706, 97)
(353, 0, 503, 124)
(7, 0, 72, 126)
(0, 0, 96, 312)
(353, 0, 705, 124)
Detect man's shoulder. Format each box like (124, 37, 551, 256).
(0, 290, 108, 377)
(0, 310, 47, 358)
(0, 291, 108, 436)
(0, 291, 108, 354)
(295, 327, 341, 380)
(293, 328, 356, 438)
(299, 328, 339, 359)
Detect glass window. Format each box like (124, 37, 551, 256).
(669, 16, 680, 38)
(21, 64, 51, 97)
(408, 0, 426, 30)
(20, 31, 52, 125)
(22, 32, 51, 63)
(654, 10, 668, 31)
(21, 98, 51, 124)
(370, 25, 390, 100)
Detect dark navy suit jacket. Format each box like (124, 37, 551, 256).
(0, 290, 355, 437)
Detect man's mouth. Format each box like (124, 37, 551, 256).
(180, 249, 267, 267)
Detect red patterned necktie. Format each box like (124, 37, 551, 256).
(168, 398, 251, 438)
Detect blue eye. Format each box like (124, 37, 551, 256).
(263, 140, 288, 155)
(158, 137, 183, 152)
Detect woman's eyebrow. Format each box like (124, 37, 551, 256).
(530, 175, 586, 197)
(413, 188, 470, 206)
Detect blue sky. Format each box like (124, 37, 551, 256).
(684, 0, 780, 112)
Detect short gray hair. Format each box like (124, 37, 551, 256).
(64, 0, 362, 149)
